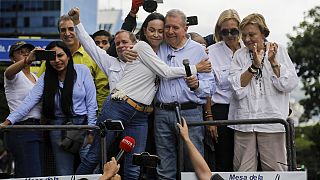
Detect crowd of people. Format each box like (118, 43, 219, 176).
(0, 0, 299, 179)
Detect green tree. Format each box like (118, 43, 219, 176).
(287, 6, 320, 121)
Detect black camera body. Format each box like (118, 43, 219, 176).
(98, 119, 124, 131)
(187, 16, 198, 26)
(132, 152, 159, 168)
(143, 0, 158, 13)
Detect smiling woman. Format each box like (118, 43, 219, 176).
(2, 41, 98, 176)
(228, 13, 299, 172)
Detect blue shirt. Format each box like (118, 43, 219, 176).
(7, 64, 98, 125)
(156, 38, 216, 104)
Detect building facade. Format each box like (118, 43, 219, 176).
(0, 0, 122, 37)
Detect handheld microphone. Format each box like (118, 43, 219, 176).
(183, 59, 196, 91)
(115, 136, 135, 161)
(211, 174, 224, 180)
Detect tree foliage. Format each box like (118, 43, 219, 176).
(288, 6, 320, 121)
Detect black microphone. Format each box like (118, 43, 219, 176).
(183, 59, 196, 91)
(211, 174, 224, 180)
(167, 54, 175, 61)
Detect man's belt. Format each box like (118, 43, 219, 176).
(123, 97, 153, 113)
(155, 102, 199, 111)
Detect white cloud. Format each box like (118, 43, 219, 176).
(99, 0, 319, 46)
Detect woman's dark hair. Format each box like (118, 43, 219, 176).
(138, 12, 165, 45)
(42, 41, 76, 118)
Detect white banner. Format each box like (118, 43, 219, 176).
(182, 171, 307, 180)
(2, 171, 307, 180)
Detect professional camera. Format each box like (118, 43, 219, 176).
(132, 152, 160, 168)
(143, 0, 163, 13)
(98, 119, 124, 131)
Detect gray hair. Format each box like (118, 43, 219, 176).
(165, 9, 187, 26)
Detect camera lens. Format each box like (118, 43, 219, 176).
(143, 0, 158, 13)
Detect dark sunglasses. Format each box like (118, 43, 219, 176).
(220, 28, 240, 36)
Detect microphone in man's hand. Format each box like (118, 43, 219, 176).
(116, 136, 135, 161)
(183, 59, 196, 91)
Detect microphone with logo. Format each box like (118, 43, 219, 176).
(183, 59, 196, 91)
(116, 136, 136, 161)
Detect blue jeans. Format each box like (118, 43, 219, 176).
(76, 95, 149, 180)
(48, 115, 88, 175)
(154, 106, 204, 180)
(6, 126, 44, 178)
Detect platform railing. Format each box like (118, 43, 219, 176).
(176, 118, 296, 180)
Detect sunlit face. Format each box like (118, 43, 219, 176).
(143, 19, 164, 50)
(49, 47, 69, 72)
(164, 16, 188, 48)
(94, 35, 110, 51)
(114, 32, 134, 60)
(12, 47, 31, 63)
(59, 20, 79, 47)
(241, 24, 265, 51)
(220, 19, 240, 47)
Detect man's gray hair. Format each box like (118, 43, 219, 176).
(166, 9, 187, 26)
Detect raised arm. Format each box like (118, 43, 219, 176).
(177, 118, 212, 180)
(69, 7, 113, 77)
(107, 0, 142, 58)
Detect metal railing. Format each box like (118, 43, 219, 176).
(0, 124, 106, 176)
(177, 118, 296, 177)
(1, 118, 297, 179)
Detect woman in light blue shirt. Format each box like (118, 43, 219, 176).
(2, 41, 98, 175)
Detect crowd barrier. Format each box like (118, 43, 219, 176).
(177, 118, 297, 180)
(1, 118, 297, 179)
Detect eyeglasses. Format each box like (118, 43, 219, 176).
(220, 28, 240, 36)
(95, 40, 109, 45)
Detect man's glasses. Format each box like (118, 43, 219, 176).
(95, 40, 109, 45)
(220, 28, 240, 36)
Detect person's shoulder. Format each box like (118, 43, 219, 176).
(134, 41, 153, 52)
(74, 64, 90, 72)
(234, 46, 247, 57)
(208, 41, 224, 51)
(135, 41, 149, 48)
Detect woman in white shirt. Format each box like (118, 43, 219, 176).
(228, 13, 299, 171)
(3, 41, 43, 178)
(207, 9, 243, 172)
(69, 8, 210, 178)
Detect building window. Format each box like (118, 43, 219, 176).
(99, 24, 112, 31)
(0, 18, 16, 28)
(43, 16, 56, 27)
(24, 17, 30, 27)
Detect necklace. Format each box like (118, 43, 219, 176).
(249, 44, 266, 93)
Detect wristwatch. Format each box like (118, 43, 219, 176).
(248, 66, 258, 74)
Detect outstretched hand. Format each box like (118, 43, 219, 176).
(68, 7, 80, 25)
(130, 0, 143, 14)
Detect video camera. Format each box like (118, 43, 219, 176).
(132, 152, 160, 168)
